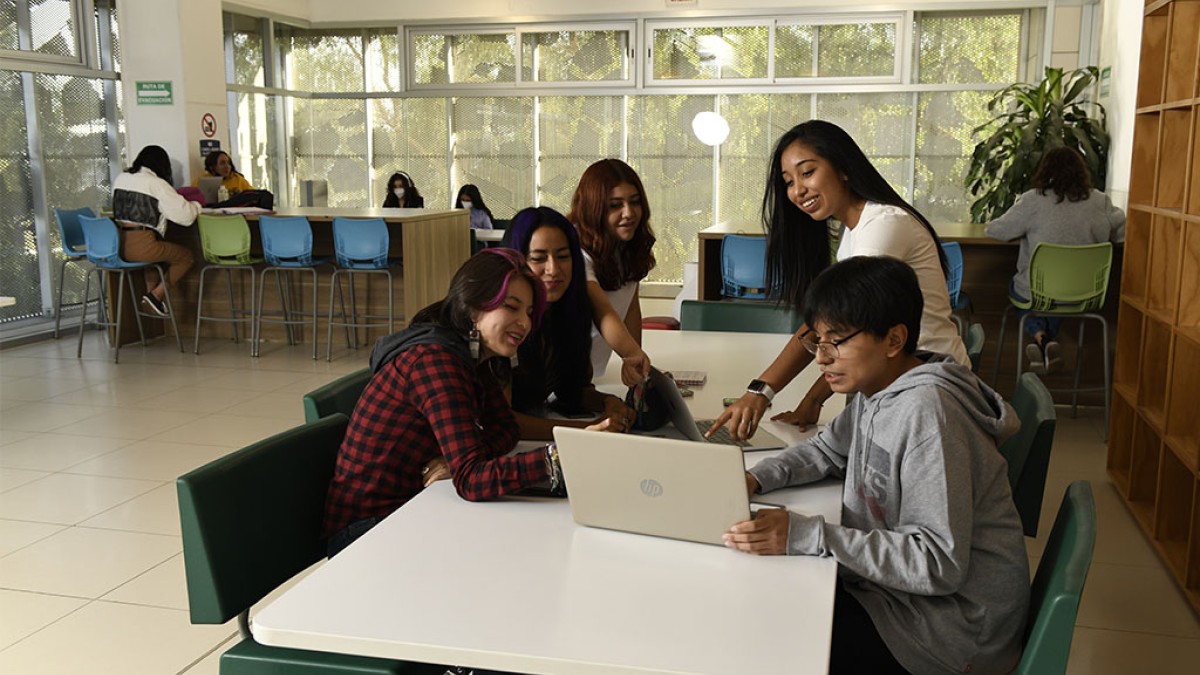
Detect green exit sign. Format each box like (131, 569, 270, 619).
(136, 81, 173, 105)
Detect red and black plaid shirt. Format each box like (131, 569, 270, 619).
(323, 343, 547, 538)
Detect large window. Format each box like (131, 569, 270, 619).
(225, 8, 1041, 284)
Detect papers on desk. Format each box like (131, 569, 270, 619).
(201, 206, 273, 215)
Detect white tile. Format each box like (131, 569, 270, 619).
(0, 356, 69, 378)
(0, 526, 179, 598)
(179, 637, 235, 675)
(81, 483, 182, 536)
(0, 588, 88, 650)
(102, 552, 189, 610)
(40, 378, 174, 407)
(0, 428, 33, 447)
(0, 600, 234, 675)
(62, 440, 230, 481)
(51, 407, 204, 440)
(125, 385, 260, 414)
(0, 433, 129, 472)
(200, 368, 314, 392)
(1066, 627, 1200, 675)
(1076, 562, 1200, 638)
(149, 413, 297, 448)
(0, 401, 112, 432)
(0, 467, 50, 492)
(0, 377, 88, 403)
(0, 519, 65, 558)
(213, 391, 307, 422)
(0, 472, 161, 525)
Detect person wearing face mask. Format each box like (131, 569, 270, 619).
(502, 206, 636, 439)
(568, 159, 655, 388)
(708, 120, 967, 444)
(381, 171, 424, 208)
(455, 184, 495, 230)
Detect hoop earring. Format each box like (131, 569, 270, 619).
(468, 326, 481, 360)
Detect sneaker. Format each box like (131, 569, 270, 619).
(1025, 343, 1046, 375)
(141, 293, 168, 317)
(1044, 341, 1063, 373)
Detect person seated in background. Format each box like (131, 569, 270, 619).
(985, 146, 1125, 373)
(503, 206, 636, 439)
(112, 144, 201, 317)
(381, 171, 424, 208)
(568, 158, 654, 387)
(322, 249, 612, 558)
(724, 256, 1029, 675)
(455, 184, 495, 230)
(193, 150, 252, 195)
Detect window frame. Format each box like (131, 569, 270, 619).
(644, 18, 774, 87)
(773, 13, 906, 85)
(514, 22, 635, 88)
(1, 0, 91, 69)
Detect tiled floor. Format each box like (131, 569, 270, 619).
(0, 329, 1197, 674)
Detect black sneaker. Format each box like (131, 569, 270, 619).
(141, 293, 168, 317)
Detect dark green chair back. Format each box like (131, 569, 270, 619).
(303, 368, 372, 423)
(966, 322, 985, 373)
(1016, 480, 1096, 675)
(998, 372, 1057, 537)
(177, 414, 436, 674)
(680, 300, 802, 334)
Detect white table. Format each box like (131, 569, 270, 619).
(253, 330, 846, 674)
(474, 228, 506, 243)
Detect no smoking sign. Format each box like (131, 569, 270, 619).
(201, 112, 217, 138)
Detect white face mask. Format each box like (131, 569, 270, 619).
(393, 187, 405, 198)
(461, 200, 473, 210)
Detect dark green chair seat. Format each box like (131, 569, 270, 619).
(1015, 480, 1096, 675)
(999, 373, 1057, 537)
(966, 322, 985, 373)
(679, 300, 802, 334)
(177, 414, 440, 675)
(303, 368, 372, 423)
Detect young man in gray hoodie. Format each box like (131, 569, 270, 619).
(724, 255, 1030, 675)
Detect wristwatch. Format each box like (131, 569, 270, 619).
(746, 379, 776, 403)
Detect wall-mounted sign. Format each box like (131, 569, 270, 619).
(201, 112, 217, 138)
(200, 140, 221, 156)
(136, 81, 173, 105)
(1099, 66, 1112, 98)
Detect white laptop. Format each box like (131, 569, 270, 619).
(197, 176, 223, 205)
(647, 367, 787, 452)
(553, 426, 750, 545)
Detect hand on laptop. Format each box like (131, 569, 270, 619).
(598, 396, 637, 434)
(723, 508, 788, 555)
(706, 392, 768, 442)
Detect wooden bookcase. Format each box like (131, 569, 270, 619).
(1107, 0, 1200, 614)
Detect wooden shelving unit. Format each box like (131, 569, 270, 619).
(1108, 0, 1200, 615)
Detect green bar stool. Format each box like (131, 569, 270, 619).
(193, 214, 262, 354)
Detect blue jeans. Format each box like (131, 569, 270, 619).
(1009, 282, 1062, 340)
(325, 516, 381, 558)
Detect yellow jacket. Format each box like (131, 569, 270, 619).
(194, 172, 253, 195)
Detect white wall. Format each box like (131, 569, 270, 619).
(1097, 0, 1142, 208)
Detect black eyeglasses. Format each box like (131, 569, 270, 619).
(799, 328, 863, 360)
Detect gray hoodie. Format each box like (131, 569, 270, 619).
(749, 353, 1029, 675)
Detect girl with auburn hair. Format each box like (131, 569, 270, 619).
(504, 206, 637, 438)
(323, 249, 608, 558)
(710, 120, 967, 443)
(986, 146, 1124, 373)
(568, 158, 655, 387)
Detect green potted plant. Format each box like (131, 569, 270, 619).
(964, 66, 1109, 223)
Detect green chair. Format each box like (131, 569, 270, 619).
(680, 300, 802, 334)
(177, 414, 440, 675)
(194, 215, 263, 355)
(998, 373, 1057, 537)
(992, 243, 1113, 432)
(1015, 480, 1096, 675)
(966, 322, 985, 373)
(303, 367, 372, 423)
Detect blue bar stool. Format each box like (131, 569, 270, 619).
(52, 207, 103, 338)
(76, 215, 183, 363)
(193, 214, 262, 355)
(720, 234, 768, 299)
(255, 216, 330, 359)
(326, 217, 397, 361)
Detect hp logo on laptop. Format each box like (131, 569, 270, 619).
(640, 479, 664, 498)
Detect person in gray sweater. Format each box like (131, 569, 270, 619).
(724, 256, 1029, 675)
(985, 146, 1125, 373)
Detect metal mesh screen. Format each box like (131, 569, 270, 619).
(1, 2, 17, 51)
(776, 23, 896, 78)
(652, 26, 769, 80)
(521, 30, 628, 82)
(537, 96, 625, 212)
(628, 95, 714, 283)
(916, 12, 1022, 84)
(717, 93, 813, 229)
(453, 97, 533, 218)
(371, 97, 449, 208)
(815, 92, 913, 195)
(234, 92, 278, 195)
(412, 33, 517, 85)
(0, 72, 37, 322)
(367, 29, 401, 92)
(228, 13, 265, 87)
(28, 0, 77, 59)
(292, 98, 368, 207)
(278, 27, 364, 92)
(914, 90, 995, 223)
(774, 26, 814, 78)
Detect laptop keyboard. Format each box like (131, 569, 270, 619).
(695, 420, 750, 448)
